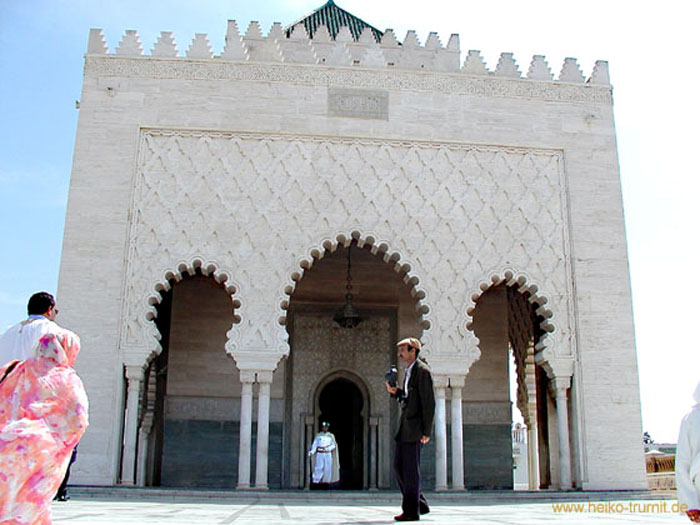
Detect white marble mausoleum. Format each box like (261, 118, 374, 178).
(58, 1, 647, 491)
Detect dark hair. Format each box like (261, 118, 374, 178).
(408, 345, 420, 356)
(27, 292, 55, 316)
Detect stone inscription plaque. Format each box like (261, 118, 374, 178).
(328, 88, 389, 120)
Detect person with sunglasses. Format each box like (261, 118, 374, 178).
(0, 291, 62, 367)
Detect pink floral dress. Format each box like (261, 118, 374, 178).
(0, 331, 89, 524)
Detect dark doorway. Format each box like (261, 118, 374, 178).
(319, 378, 364, 489)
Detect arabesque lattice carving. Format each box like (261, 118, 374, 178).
(121, 129, 574, 368)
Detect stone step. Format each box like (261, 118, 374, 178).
(69, 486, 672, 504)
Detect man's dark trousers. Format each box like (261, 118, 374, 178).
(394, 440, 428, 518)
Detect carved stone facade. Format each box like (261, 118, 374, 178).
(58, 8, 647, 491)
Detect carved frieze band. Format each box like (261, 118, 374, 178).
(84, 56, 612, 104)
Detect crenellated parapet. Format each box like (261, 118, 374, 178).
(86, 23, 610, 86)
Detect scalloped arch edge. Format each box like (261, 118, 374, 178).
(463, 267, 556, 348)
(275, 230, 435, 331)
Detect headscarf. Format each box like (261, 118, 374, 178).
(34, 329, 80, 367)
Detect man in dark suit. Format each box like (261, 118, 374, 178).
(386, 337, 435, 522)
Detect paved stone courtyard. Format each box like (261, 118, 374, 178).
(51, 491, 686, 524)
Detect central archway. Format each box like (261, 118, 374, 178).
(318, 377, 364, 489)
(284, 238, 428, 490)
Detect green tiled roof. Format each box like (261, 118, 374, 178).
(284, 0, 383, 42)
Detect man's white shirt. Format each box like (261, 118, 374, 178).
(0, 315, 62, 366)
(403, 360, 416, 397)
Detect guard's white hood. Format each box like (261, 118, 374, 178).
(694, 380, 700, 406)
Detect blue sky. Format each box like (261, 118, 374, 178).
(1, 0, 698, 444)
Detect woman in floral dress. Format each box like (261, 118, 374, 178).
(0, 330, 89, 524)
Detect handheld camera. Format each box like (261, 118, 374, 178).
(385, 365, 398, 388)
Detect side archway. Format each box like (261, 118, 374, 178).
(463, 267, 570, 490)
(120, 257, 243, 487)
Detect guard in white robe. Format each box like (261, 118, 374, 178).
(308, 422, 340, 485)
(676, 380, 700, 522)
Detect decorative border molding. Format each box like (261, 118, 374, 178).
(84, 56, 612, 104)
(141, 127, 565, 155)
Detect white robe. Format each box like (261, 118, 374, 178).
(676, 381, 700, 510)
(0, 315, 62, 367)
(308, 431, 340, 483)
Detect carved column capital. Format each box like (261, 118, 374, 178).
(257, 370, 274, 385)
(434, 374, 449, 390)
(536, 356, 574, 381)
(429, 353, 478, 379)
(549, 375, 571, 398)
(239, 369, 257, 384)
(122, 345, 152, 371)
(124, 364, 145, 388)
(231, 348, 283, 374)
(449, 375, 466, 390)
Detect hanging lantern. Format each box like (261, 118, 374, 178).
(333, 244, 362, 328)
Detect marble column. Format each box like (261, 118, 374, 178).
(120, 364, 144, 485)
(525, 345, 540, 490)
(136, 366, 156, 487)
(136, 419, 152, 486)
(449, 377, 465, 490)
(526, 415, 540, 490)
(237, 371, 255, 489)
(551, 376, 572, 490)
(254, 371, 272, 489)
(434, 378, 448, 491)
(369, 416, 379, 490)
(304, 415, 315, 489)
